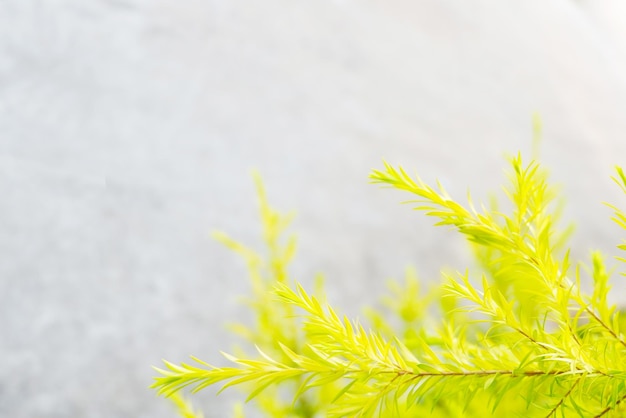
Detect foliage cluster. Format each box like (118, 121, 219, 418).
(153, 153, 626, 417)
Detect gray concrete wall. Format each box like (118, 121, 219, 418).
(2, 1, 626, 417)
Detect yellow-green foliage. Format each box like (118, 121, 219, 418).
(167, 392, 204, 418)
(153, 154, 626, 417)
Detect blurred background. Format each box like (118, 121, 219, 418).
(2, 1, 626, 417)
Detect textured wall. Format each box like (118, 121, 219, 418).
(3, 1, 626, 417)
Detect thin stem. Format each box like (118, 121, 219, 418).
(593, 392, 626, 418)
(545, 377, 580, 418)
(391, 369, 573, 378)
(583, 306, 626, 350)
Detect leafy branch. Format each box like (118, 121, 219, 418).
(154, 152, 626, 417)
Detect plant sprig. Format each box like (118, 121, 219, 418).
(154, 153, 626, 417)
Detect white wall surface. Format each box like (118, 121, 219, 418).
(2, 1, 626, 417)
